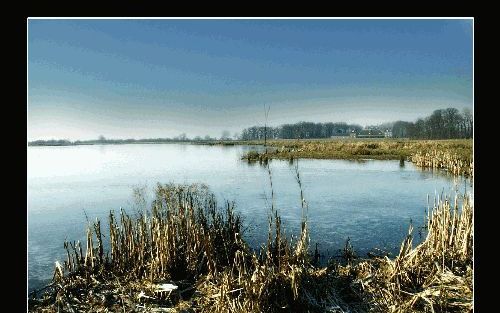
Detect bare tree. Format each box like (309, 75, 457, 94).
(462, 108, 473, 138)
(443, 108, 460, 138)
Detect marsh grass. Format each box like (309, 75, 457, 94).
(242, 139, 473, 177)
(242, 139, 471, 159)
(191, 162, 351, 312)
(29, 182, 473, 312)
(411, 150, 473, 177)
(351, 194, 473, 313)
(29, 183, 247, 312)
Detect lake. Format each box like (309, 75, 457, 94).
(27, 143, 470, 292)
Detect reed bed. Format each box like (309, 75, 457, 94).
(243, 150, 270, 164)
(193, 190, 362, 313)
(29, 183, 247, 312)
(352, 194, 473, 313)
(411, 150, 473, 177)
(29, 183, 473, 312)
(242, 139, 473, 177)
(242, 139, 471, 160)
(29, 183, 351, 312)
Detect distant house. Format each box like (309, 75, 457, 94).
(355, 128, 385, 138)
(384, 129, 392, 138)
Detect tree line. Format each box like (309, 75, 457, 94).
(240, 122, 363, 140)
(28, 135, 218, 146)
(29, 107, 472, 146)
(240, 107, 472, 140)
(392, 107, 472, 139)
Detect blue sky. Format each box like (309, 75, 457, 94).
(28, 19, 473, 140)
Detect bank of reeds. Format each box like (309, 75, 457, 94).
(29, 183, 247, 312)
(411, 150, 473, 177)
(242, 139, 470, 160)
(29, 183, 352, 312)
(352, 193, 473, 312)
(29, 183, 473, 312)
(242, 139, 473, 177)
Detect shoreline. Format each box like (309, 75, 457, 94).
(29, 138, 473, 176)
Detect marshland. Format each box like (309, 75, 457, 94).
(28, 18, 474, 312)
(241, 139, 472, 176)
(28, 141, 473, 312)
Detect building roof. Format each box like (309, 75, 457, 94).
(359, 129, 384, 136)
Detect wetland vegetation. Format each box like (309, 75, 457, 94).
(28, 136, 473, 312)
(27, 18, 474, 313)
(29, 180, 473, 312)
(242, 139, 473, 176)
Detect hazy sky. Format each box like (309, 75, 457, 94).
(28, 19, 473, 140)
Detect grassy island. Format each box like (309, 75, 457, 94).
(241, 139, 473, 176)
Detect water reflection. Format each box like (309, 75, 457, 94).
(416, 167, 473, 188)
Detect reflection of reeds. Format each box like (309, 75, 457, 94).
(411, 150, 473, 177)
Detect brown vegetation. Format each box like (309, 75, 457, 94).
(242, 139, 473, 176)
(29, 182, 473, 312)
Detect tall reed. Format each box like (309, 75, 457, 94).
(353, 194, 473, 312)
(411, 150, 473, 177)
(44, 183, 244, 306)
(30, 183, 473, 313)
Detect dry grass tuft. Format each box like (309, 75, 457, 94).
(351, 194, 473, 313)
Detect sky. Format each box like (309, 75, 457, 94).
(28, 19, 473, 140)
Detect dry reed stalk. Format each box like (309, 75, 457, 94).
(411, 150, 473, 177)
(30, 182, 473, 313)
(353, 193, 473, 313)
